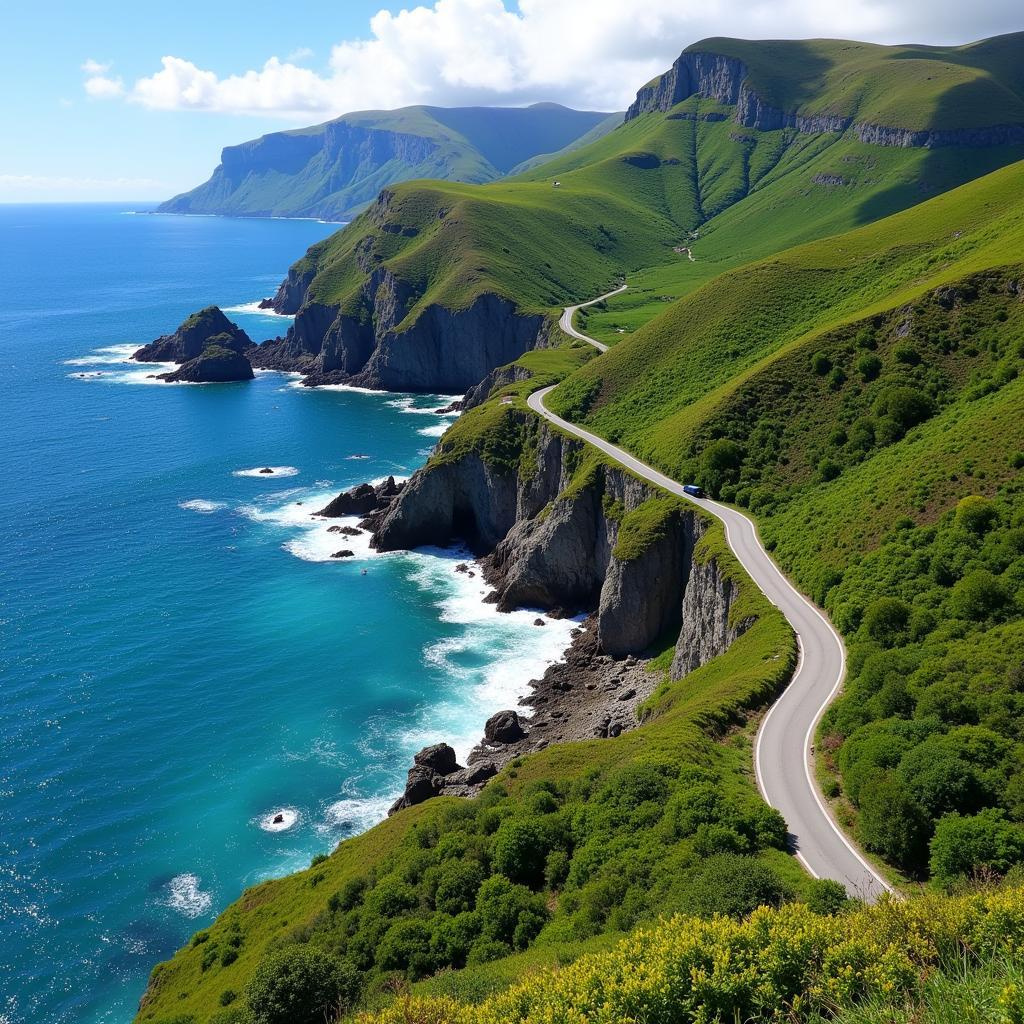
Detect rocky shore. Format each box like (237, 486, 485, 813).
(388, 613, 664, 812)
(318, 406, 752, 816)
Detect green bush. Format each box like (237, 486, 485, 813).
(862, 597, 911, 646)
(679, 854, 791, 917)
(476, 875, 548, 947)
(857, 353, 882, 380)
(811, 351, 832, 375)
(376, 919, 435, 978)
(949, 569, 1008, 620)
(434, 860, 485, 915)
(857, 775, 930, 871)
(491, 819, 551, 888)
(804, 878, 850, 915)
(246, 947, 358, 1024)
(956, 495, 999, 535)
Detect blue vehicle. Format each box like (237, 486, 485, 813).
(683, 484, 706, 498)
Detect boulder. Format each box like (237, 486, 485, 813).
(135, 306, 252, 363)
(413, 742, 461, 776)
(330, 549, 355, 559)
(484, 710, 525, 744)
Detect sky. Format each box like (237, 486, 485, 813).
(2, 0, 1022, 203)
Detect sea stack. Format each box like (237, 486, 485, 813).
(134, 306, 252, 363)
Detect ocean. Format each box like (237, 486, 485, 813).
(0, 204, 575, 1023)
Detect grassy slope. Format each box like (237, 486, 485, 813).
(686, 32, 1024, 130)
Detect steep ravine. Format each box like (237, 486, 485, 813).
(367, 411, 753, 808)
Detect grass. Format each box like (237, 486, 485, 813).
(684, 33, 1024, 130)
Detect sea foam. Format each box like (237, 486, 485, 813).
(233, 466, 299, 478)
(222, 301, 293, 319)
(179, 499, 227, 514)
(163, 874, 212, 918)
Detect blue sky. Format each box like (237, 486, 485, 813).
(3, 0, 1021, 203)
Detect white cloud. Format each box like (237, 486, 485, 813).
(82, 57, 125, 98)
(83, 0, 1024, 119)
(84, 74, 125, 98)
(286, 47, 314, 63)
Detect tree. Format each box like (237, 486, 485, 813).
(874, 386, 935, 430)
(811, 351, 832, 375)
(857, 775, 930, 872)
(475, 875, 548, 946)
(247, 947, 358, 1024)
(376, 919, 435, 978)
(956, 495, 999, 535)
(857, 353, 882, 381)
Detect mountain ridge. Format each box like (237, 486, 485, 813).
(157, 103, 616, 221)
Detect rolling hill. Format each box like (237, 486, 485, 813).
(157, 103, 617, 221)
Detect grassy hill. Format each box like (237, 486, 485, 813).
(157, 103, 615, 220)
(681, 33, 1024, 131)
(281, 31, 1024, 362)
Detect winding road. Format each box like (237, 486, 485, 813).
(530, 287, 893, 900)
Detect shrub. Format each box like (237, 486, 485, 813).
(363, 876, 418, 918)
(811, 351, 832, 375)
(892, 343, 921, 365)
(246, 947, 358, 1024)
(874, 385, 935, 430)
(219, 989, 238, 1006)
(862, 597, 911, 647)
(949, 569, 1008, 621)
(930, 810, 1024, 883)
(805, 878, 850, 915)
(430, 911, 481, 968)
(956, 495, 999, 535)
(857, 353, 882, 380)
(376, 919, 435, 978)
(857, 775, 930, 871)
(434, 860, 485, 915)
(679, 854, 791, 917)
(476, 875, 548, 946)
(491, 819, 550, 888)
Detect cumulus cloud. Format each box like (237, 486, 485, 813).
(85, 0, 1024, 118)
(81, 58, 111, 75)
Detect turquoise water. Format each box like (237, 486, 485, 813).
(0, 205, 575, 1024)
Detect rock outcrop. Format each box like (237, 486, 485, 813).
(134, 307, 252, 363)
(157, 343, 254, 383)
(316, 476, 404, 518)
(625, 49, 1024, 148)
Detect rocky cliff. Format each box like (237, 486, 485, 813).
(373, 410, 749, 664)
(626, 49, 1024, 148)
(134, 306, 251, 364)
(251, 262, 552, 393)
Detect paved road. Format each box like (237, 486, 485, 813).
(557, 284, 627, 352)
(527, 294, 894, 900)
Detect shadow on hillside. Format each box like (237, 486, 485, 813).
(853, 76, 1024, 228)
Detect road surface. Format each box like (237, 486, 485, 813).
(527, 292, 893, 900)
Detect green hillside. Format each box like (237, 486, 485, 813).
(682, 33, 1024, 131)
(157, 103, 615, 220)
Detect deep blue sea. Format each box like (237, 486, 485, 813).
(0, 205, 574, 1024)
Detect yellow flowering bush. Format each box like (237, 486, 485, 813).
(359, 887, 1024, 1024)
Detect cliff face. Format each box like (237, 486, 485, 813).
(626, 50, 1024, 148)
(374, 413, 746, 672)
(252, 263, 551, 393)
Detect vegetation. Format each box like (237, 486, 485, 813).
(358, 886, 1024, 1024)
